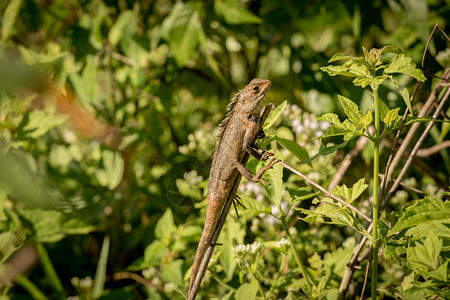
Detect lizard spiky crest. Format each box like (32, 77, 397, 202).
(212, 91, 240, 165)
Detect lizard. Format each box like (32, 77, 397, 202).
(188, 78, 278, 298)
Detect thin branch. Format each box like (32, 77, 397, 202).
(416, 140, 450, 157)
(382, 85, 450, 210)
(422, 23, 450, 81)
(378, 174, 425, 195)
(111, 52, 137, 67)
(109, 272, 163, 292)
(271, 157, 371, 222)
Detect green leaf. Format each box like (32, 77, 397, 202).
(337, 95, 363, 125)
(263, 100, 287, 131)
(398, 88, 412, 114)
(328, 53, 353, 63)
(93, 235, 110, 299)
(317, 113, 341, 125)
(381, 45, 404, 55)
(214, 0, 263, 24)
(383, 107, 401, 125)
(161, 2, 201, 67)
(378, 98, 390, 121)
(23, 110, 68, 139)
(108, 10, 136, 46)
(317, 113, 360, 140)
(94, 150, 124, 190)
(266, 151, 283, 206)
(235, 279, 259, 300)
(427, 261, 448, 281)
(136, 240, 168, 269)
(0, 230, 27, 264)
(332, 178, 368, 203)
(303, 137, 353, 163)
(69, 55, 99, 106)
(296, 200, 372, 241)
(384, 54, 426, 82)
(360, 109, 373, 128)
(321, 58, 371, 78)
(20, 209, 94, 243)
(389, 197, 450, 236)
(407, 232, 442, 271)
(352, 75, 387, 88)
(1, 0, 23, 43)
(161, 259, 184, 286)
(276, 137, 310, 163)
(323, 242, 354, 277)
(155, 209, 176, 239)
(237, 194, 271, 216)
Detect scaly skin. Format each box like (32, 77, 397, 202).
(188, 79, 272, 297)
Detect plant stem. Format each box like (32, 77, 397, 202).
(37, 244, 65, 297)
(15, 275, 48, 300)
(279, 207, 313, 291)
(371, 86, 380, 299)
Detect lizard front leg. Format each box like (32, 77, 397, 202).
(233, 157, 279, 185)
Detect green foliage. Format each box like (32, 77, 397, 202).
(0, 0, 448, 299)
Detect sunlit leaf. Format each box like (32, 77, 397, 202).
(219, 219, 244, 280)
(360, 109, 373, 128)
(266, 151, 283, 206)
(235, 279, 258, 300)
(352, 75, 387, 88)
(108, 10, 136, 46)
(399, 87, 413, 113)
(332, 178, 368, 203)
(237, 194, 271, 216)
(1, 0, 23, 43)
(23, 110, 68, 139)
(384, 54, 426, 82)
(93, 235, 110, 299)
(94, 150, 124, 190)
(407, 232, 442, 271)
(328, 53, 353, 63)
(276, 137, 309, 163)
(296, 200, 372, 240)
(389, 197, 450, 236)
(20, 209, 95, 243)
(337, 95, 363, 125)
(263, 100, 287, 131)
(215, 0, 263, 24)
(383, 107, 400, 125)
(155, 209, 176, 239)
(161, 2, 201, 67)
(161, 259, 184, 286)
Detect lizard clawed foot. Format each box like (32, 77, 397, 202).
(233, 195, 247, 219)
(260, 151, 274, 161)
(254, 178, 270, 185)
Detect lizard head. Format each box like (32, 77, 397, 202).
(237, 78, 271, 114)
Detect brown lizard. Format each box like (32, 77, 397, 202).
(188, 78, 278, 298)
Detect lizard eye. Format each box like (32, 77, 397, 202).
(247, 114, 258, 122)
(252, 86, 259, 92)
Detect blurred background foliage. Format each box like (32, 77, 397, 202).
(0, 0, 448, 299)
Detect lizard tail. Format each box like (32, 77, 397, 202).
(188, 197, 222, 296)
(188, 231, 208, 295)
